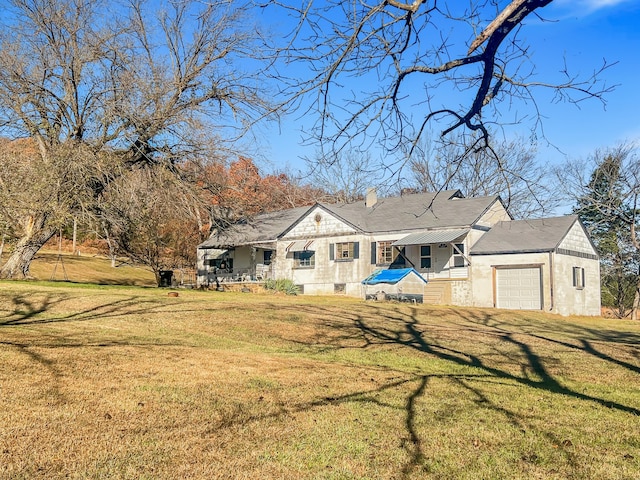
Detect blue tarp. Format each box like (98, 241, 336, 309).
(361, 268, 427, 285)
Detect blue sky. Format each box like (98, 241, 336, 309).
(256, 0, 640, 177)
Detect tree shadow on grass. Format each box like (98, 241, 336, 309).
(266, 301, 640, 477)
(2, 294, 638, 477)
(0, 291, 191, 327)
(1, 293, 144, 326)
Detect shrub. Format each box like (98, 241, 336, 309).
(264, 278, 299, 295)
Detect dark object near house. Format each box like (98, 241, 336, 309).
(159, 270, 173, 287)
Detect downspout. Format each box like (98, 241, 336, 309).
(549, 250, 555, 312)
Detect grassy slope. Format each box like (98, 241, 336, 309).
(27, 251, 157, 286)
(0, 281, 639, 479)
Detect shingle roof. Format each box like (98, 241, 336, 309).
(470, 215, 579, 255)
(199, 190, 503, 249)
(315, 190, 502, 233)
(198, 206, 311, 248)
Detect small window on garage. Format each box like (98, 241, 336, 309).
(572, 266, 585, 289)
(334, 283, 346, 294)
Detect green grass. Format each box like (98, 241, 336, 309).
(27, 250, 157, 286)
(0, 280, 639, 479)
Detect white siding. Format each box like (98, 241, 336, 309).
(557, 222, 597, 255)
(470, 252, 550, 310)
(475, 200, 511, 229)
(282, 207, 357, 239)
(552, 251, 601, 316)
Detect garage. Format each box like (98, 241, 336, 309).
(495, 266, 542, 310)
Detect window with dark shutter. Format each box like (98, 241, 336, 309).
(334, 242, 359, 261)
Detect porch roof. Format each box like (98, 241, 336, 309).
(392, 228, 469, 247)
(203, 248, 228, 259)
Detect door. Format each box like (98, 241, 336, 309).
(496, 267, 542, 310)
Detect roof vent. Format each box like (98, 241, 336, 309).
(365, 187, 377, 208)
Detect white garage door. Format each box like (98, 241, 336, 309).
(496, 267, 542, 310)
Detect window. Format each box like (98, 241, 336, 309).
(331, 242, 359, 261)
(263, 250, 273, 265)
(573, 266, 585, 289)
(420, 245, 432, 269)
(334, 283, 346, 294)
(293, 251, 315, 268)
(453, 243, 465, 268)
(208, 258, 233, 272)
(377, 241, 396, 265)
(337, 242, 354, 259)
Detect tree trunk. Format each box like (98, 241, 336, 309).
(0, 216, 56, 279)
(632, 277, 640, 321)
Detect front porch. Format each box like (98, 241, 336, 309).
(197, 244, 274, 288)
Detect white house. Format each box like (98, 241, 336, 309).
(197, 189, 601, 316)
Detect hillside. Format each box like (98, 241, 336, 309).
(27, 250, 157, 286)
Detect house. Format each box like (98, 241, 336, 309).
(196, 189, 601, 316)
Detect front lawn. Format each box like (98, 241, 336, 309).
(1, 282, 638, 479)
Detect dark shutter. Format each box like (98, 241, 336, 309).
(371, 242, 377, 264)
(354, 242, 359, 259)
(329, 243, 335, 261)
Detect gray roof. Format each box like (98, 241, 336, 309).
(290, 190, 502, 235)
(199, 190, 503, 249)
(198, 206, 311, 248)
(470, 215, 580, 255)
(393, 228, 469, 246)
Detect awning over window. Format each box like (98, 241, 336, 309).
(392, 229, 469, 247)
(205, 248, 228, 259)
(286, 240, 315, 252)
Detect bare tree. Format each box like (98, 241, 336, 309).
(408, 132, 558, 218)
(305, 149, 384, 203)
(98, 165, 203, 285)
(0, 0, 274, 278)
(0, 138, 112, 277)
(271, 0, 614, 171)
